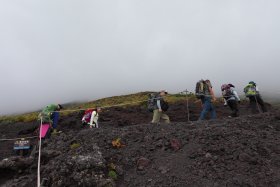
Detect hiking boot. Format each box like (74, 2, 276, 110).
(51, 129, 59, 135)
(41, 178, 48, 187)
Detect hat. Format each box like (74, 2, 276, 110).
(228, 83, 235, 88)
(221, 84, 229, 91)
(58, 104, 63, 109)
(160, 90, 168, 94)
(249, 81, 256, 86)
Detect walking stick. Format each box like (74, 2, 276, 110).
(185, 89, 190, 122)
(254, 95, 262, 113)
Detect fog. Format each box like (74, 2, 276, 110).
(0, 0, 280, 115)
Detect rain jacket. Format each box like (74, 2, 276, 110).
(40, 104, 58, 124)
(244, 84, 259, 97)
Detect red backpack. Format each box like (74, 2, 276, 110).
(83, 109, 94, 123)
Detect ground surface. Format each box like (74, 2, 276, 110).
(0, 100, 279, 187)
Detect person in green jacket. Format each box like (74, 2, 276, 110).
(39, 104, 63, 133)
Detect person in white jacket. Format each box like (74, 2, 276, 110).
(221, 84, 241, 117)
(89, 108, 102, 128)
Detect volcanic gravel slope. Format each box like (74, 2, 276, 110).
(0, 101, 279, 187)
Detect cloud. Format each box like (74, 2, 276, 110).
(0, 0, 280, 115)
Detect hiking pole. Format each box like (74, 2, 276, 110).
(185, 89, 190, 122)
(254, 95, 262, 114)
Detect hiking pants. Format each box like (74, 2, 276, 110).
(199, 97, 217, 120)
(227, 100, 239, 117)
(249, 95, 267, 113)
(51, 112, 59, 129)
(152, 109, 170, 124)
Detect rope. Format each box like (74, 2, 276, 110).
(0, 136, 37, 141)
(100, 99, 148, 109)
(259, 90, 280, 94)
(47, 94, 182, 113)
(37, 117, 43, 187)
(196, 93, 242, 98)
(0, 93, 186, 143)
(49, 99, 147, 113)
(39, 88, 272, 114)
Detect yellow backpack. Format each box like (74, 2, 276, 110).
(244, 84, 257, 97)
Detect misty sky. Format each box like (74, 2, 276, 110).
(1, 0, 280, 115)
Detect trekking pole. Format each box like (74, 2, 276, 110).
(185, 89, 190, 122)
(254, 95, 262, 114)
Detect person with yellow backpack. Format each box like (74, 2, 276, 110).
(244, 81, 267, 113)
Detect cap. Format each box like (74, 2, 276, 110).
(160, 90, 168, 94)
(249, 81, 256, 85)
(228, 83, 235, 88)
(58, 104, 63, 109)
(221, 84, 229, 91)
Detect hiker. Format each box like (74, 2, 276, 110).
(244, 81, 267, 113)
(82, 107, 102, 128)
(39, 104, 63, 134)
(150, 90, 170, 124)
(225, 83, 236, 105)
(221, 84, 241, 117)
(195, 79, 217, 120)
(223, 84, 235, 106)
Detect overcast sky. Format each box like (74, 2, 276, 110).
(0, 0, 279, 115)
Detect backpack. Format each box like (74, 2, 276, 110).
(147, 93, 157, 112)
(82, 109, 94, 123)
(244, 84, 257, 97)
(160, 100, 169, 112)
(195, 80, 209, 98)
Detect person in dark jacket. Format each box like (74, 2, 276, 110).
(151, 90, 170, 124)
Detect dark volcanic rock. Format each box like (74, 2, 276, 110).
(170, 138, 182, 151)
(0, 102, 279, 187)
(137, 157, 151, 171)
